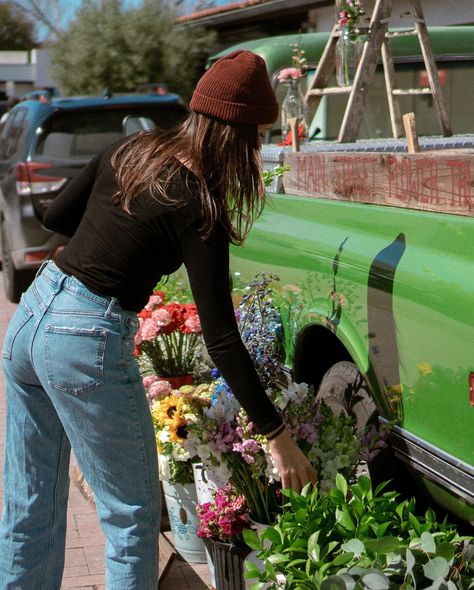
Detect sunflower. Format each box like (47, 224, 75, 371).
(152, 395, 186, 428)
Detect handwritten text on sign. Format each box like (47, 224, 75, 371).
(283, 152, 474, 217)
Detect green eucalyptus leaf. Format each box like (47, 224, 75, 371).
(321, 574, 356, 590)
(360, 571, 391, 589)
(341, 538, 365, 558)
(423, 556, 450, 581)
(406, 548, 415, 574)
(420, 532, 437, 554)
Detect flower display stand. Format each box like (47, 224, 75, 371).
(161, 480, 207, 563)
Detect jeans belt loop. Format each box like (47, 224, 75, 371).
(35, 260, 50, 279)
(105, 297, 118, 318)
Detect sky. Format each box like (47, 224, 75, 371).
(21, 0, 231, 41)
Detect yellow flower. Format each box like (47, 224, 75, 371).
(418, 362, 433, 376)
(152, 395, 186, 429)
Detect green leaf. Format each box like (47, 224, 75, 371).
(408, 513, 422, 535)
(358, 475, 372, 496)
(330, 488, 346, 506)
(406, 548, 415, 574)
(247, 582, 267, 590)
(420, 531, 437, 554)
(243, 529, 263, 551)
(360, 571, 391, 589)
(423, 556, 450, 581)
(336, 473, 348, 497)
(332, 552, 355, 566)
(321, 574, 356, 590)
(365, 536, 403, 555)
(336, 506, 356, 532)
(267, 553, 288, 565)
(308, 531, 320, 561)
(261, 527, 281, 545)
(435, 542, 455, 562)
(341, 538, 365, 558)
(244, 562, 262, 577)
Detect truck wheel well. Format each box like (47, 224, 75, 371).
(293, 324, 352, 388)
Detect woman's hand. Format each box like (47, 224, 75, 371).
(268, 428, 318, 492)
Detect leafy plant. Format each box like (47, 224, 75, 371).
(243, 475, 474, 589)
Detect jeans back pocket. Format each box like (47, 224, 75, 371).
(45, 325, 108, 396)
(2, 298, 34, 360)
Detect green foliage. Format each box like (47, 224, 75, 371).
(49, 0, 216, 99)
(243, 476, 474, 589)
(0, 2, 36, 50)
(156, 272, 193, 303)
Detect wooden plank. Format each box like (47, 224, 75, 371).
(411, 0, 452, 136)
(304, 24, 340, 121)
(403, 112, 421, 153)
(159, 532, 177, 582)
(338, 0, 395, 142)
(381, 38, 403, 138)
(282, 150, 474, 217)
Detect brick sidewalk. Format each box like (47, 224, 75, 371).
(0, 282, 210, 589)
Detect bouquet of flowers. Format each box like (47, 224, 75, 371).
(337, 0, 365, 36)
(196, 483, 251, 544)
(135, 290, 203, 378)
(151, 383, 214, 484)
(186, 274, 387, 523)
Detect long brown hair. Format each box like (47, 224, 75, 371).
(111, 112, 267, 244)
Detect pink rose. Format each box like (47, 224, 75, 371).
(143, 374, 159, 388)
(148, 380, 172, 400)
(145, 294, 163, 310)
(184, 314, 201, 334)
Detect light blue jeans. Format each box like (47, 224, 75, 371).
(0, 261, 160, 589)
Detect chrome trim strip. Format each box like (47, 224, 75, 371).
(380, 419, 474, 505)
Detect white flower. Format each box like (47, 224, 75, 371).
(171, 446, 190, 462)
(158, 430, 170, 443)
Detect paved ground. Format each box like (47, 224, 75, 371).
(0, 273, 210, 589)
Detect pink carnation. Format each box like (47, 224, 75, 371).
(145, 294, 164, 310)
(148, 380, 172, 400)
(143, 374, 160, 388)
(141, 318, 158, 340)
(184, 314, 201, 334)
(152, 308, 172, 329)
(277, 67, 302, 83)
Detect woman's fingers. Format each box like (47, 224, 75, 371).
(268, 427, 318, 492)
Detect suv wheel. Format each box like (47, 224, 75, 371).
(0, 220, 35, 303)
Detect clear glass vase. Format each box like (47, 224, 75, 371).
(335, 26, 363, 87)
(281, 79, 307, 143)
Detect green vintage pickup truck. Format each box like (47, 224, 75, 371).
(213, 27, 474, 526)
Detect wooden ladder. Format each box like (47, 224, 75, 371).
(304, 0, 452, 142)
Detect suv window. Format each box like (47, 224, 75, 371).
(34, 103, 187, 159)
(0, 108, 27, 159)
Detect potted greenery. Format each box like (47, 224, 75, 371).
(243, 474, 474, 589)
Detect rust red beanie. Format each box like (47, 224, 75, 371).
(190, 50, 279, 126)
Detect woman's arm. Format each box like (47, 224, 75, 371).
(179, 220, 318, 490)
(43, 153, 102, 237)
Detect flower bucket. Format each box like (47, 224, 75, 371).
(161, 480, 207, 563)
(159, 374, 193, 389)
(193, 463, 229, 587)
(209, 539, 251, 590)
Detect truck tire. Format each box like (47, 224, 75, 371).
(316, 361, 415, 495)
(0, 220, 34, 303)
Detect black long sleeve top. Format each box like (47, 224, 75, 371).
(43, 140, 283, 435)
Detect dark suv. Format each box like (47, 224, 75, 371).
(0, 92, 188, 302)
